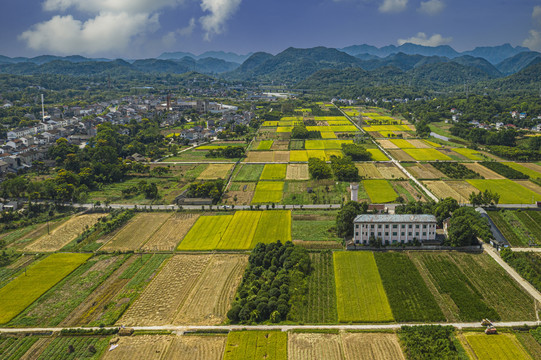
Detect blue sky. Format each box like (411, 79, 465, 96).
(1, 0, 541, 58)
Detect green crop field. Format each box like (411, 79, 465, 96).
(367, 149, 389, 161)
(305, 140, 353, 150)
(390, 139, 414, 148)
(224, 331, 287, 360)
(252, 210, 291, 246)
(38, 336, 110, 360)
(504, 162, 541, 179)
(290, 150, 309, 162)
(216, 211, 262, 250)
(364, 125, 411, 132)
(321, 131, 337, 139)
(488, 210, 526, 247)
(334, 252, 393, 323)
(292, 219, 341, 241)
(411, 252, 535, 321)
(374, 252, 445, 322)
(177, 215, 233, 250)
(234, 164, 264, 182)
(363, 180, 398, 203)
(252, 181, 284, 204)
(467, 179, 541, 204)
(0, 253, 91, 324)
(0, 336, 40, 359)
(464, 333, 531, 360)
(257, 140, 274, 150)
(298, 251, 338, 323)
(452, 148, 485, 160)
(403, 148, 452, 161)
(260, 164, 287, 180)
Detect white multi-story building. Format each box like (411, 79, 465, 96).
(353, 214, 437, 245)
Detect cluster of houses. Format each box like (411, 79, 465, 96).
(449, 108, 541, 132)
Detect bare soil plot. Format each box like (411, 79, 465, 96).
(406, 163, 444, 179)
(341, 333, 405, 360)
(244, 151, 273, 162)
(119, 254, 211, 326)
(223, 183, 256, 205)
(388, 149, 416, 161)
(271, 140, 289, 150)
(464, 163, 505, 179)
(446, 181, 480, 202)
(423, 181, 463, 201)
(407, 139, 431, 149)
(377, 140, 399, 149)
(164, 335, 226, 360)
(25, 213, 103, 252)
(515, 180, 541, 196)
(394, 181, 427, 202)
(286, 164, 309, 180)
(197, 164, 234, 180)
(288, 333, 344, 360)
(101, 213, 172, 251)
(376, 163, 404, 179)
(520, 162, 541, 174)
(141, 213, 200, 252)
(274, 151, 290, 162)
(356, 164, 382, 179)
(174, 254, 248, 325)
(101, 335, 173, 360)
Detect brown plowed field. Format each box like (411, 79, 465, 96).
(271, 140, 289, 150)
(286, 164, 309, 180)
(463, 163, 504, 179)
(101, 335, 173, 360)
(288, 333, 344, 360)
(515, 179, 541, 195)
(25, 213, 103, 252)
(407, 163, 444, 179)
(342, 333, 405, 360)
(376, 163, 404, 179)
(197, 164, 234, 180)
(388, 149, 415, 161)
(244, 151, 273, 162)
(407, 139, 431, 149)
(394, 181, 427, 202)
(356, 164, 382, 179)
(141, 213, 200, 252)
(164, 335, 226, 360)
(377, 140, 399, 149)
(101, 213, 172, 251)
(274, 151, 290, 162)
(423, 181, 463, 201)
(118, 255, 211, 326)
(174, 254, 248, 325)
(447, 181, 479, 202)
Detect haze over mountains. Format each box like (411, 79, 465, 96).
(1, 43, 540, 92)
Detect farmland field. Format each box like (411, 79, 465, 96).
(252, 210, 291, 246)
(174, 255, 248, 325)
(38, 336, 109, 360)
(423, 180, 464, 201)
(101, 212, 171, 251)
(224, 331, 287, 360)
(0, 336, 42, 360)
(305, 139, 353, 150)
(101, 335, 173, 360)
(244, 151, 274, 162)
(388, 149, 415, 161)
(286, 164, 309, 180)
(341, 333, 405, 360)
(9, 254, 126, 327)
(260, 164, 287, 180)
(141, 213, 200, 251)
(504, 162, 541, 179)
(290, 150, 309, 162)
(288, 333, 342, 360)
(334, 252, 393, 322)
(197, 164, 234, 180)
(251, 181, 284, 204)
(292, 214, 341, 242)
(216, 211, 262, 249)
(403, 148, 452, 161)
(452, 148, 485, 160)
(356, 163, 382, 179)
(378, 139, 399, 149)
(488, 210, 526, 247)
(390, 139, 414, 148)
(467, 179, 541, 204)
(25, 213, 103, 252)
(367, 148, 389, 161)
(376, 163, 404, 179)
(0, 253, 91, 324)
(374, 252, 445, 322)
(164, 336, 227, 360)
(464, 163, 505, 179)
(463, 333, 531, 360)
(406, 163, 444, 179)
(177, 214, 233, 250)
(119, 254, 211, 326)
(257, 140, 274, 150)
(233, 164, 264, 182)
(297, 251, 338, 324)
(363, 180, 398, 203)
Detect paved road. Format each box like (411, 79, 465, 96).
(1, 321, 539, 334)
(483, 244, 541, 304)
(510, 247, 541, 252)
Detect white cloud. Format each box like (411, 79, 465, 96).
(523, 30, 541, 51)
(200, 0, 242, 40)
(418, 0, 444, 15)
(379, 0, 408, 13)
(161, 18, 196, 47)
(398, 32, 452, 46)
(533, 5, 541, 25)
(180, 17, 196, 36)
(42, 0, 184, 15)
(20, 12, 157, 55)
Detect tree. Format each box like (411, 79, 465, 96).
(341, 143, 372, 161)
(416, 120, 431, 138)
(308, 158, 332, 179)
(336, 201, 368, 237)
(448, 207, 492, 246)
(330, 156, 359, 182)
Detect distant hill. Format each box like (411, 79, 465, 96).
(462, 44, 530, 64)
(496, 51, 541, 75)
(158, 51, 252, 64)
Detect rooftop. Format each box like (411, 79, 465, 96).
(354, 214, 437, 223)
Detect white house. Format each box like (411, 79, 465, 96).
(353, 214, 437, 245)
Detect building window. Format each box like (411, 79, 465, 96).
(423, 232, 426, 236)
(371, 225, 374, 229)
(378, 225, 382, 229)
(408, 232, 412, 236)
(401, 232, 405, 236)
(392, 232, 397, 236)
(423, 225, 427, 229)
(401, 224, 405, 228)
(416, 225, 420, 229)
(408, 224, 412, 229)
(385, 232, 389, 236)
(385, 224, 389, 229)
(356, 224, 359, 228)
(378, 232, 382, 236)
(416, 232, 419, 236)
(393, 225, 398, 229)
(371, 232, 374, 236)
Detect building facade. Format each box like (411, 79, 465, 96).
(353, 214, 437, 245)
